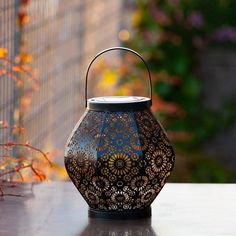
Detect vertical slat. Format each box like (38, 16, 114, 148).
(1, 0, 123, 169)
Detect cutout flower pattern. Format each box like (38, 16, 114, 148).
(65, 109, 175, 211)
(108, 153, 132, 176)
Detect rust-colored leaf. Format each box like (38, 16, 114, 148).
(21, 0, 30, 5)
(18, 11, 30, 25)
(4, 140, 15, 147)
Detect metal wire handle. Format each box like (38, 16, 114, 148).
(85, 47, 152, 108)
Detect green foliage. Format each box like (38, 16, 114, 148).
(128, 0, 236, 182)
(169, 151, 236, 183)
(129, 0, 236, 149)
(189, 157, 236, 183)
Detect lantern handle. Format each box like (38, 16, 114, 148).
(85, 47, 152, 108)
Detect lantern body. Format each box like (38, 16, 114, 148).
(64, 97, 175, 219)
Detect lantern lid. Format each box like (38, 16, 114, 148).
(87, 96, 151, 111)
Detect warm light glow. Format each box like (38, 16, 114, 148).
(118, 29, 130, 41)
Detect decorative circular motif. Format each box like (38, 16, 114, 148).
(94, 134, 109, 152)
(100, 154, 110, 162)
(139, 160, 147, 168)
(116, 138, 124, 146)
(108, 146, 116, 154)
(158, 142, 173, 157)
(85, 190, 99, 205)
(141, 189, 156, 204)
(148, 143, 155, 152)
(117, 180, 124, 187)
(123, 204, 132, 210)
(136, 111, 156, 131)
(109, 115, 129, 134)
(123, 174, 132, 182)
(151, 150, 168, 173)
(131, 176, 148, 191)
(145, 151, 152, 160)
(108, 153, 131, 175)
(151, 136, 158, 144)
(108, 174, 117, 182)
(101, 167, 109, 176)
(159, 130, 170, 146)
(131, 167, 139, 175)
(92, 176, 109, 192)
(166, 163, 173, 171)
(151, 178, 159, 185)
(71, 151, 89, 175)
(131, 153, 139, 161)
(158, 170, 166, 178)
(130, 133, 148, 151)
(111, 191, 129, 205)
(145, 166, 156, 179)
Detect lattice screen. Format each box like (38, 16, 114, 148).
(0, 0, 123, 162)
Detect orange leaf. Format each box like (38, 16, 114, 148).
(0, 69, 7, 76)
(18, 11, 30, 25)
(21, 0, 30, 5)
(12, 66, 21, 72)
(21, 53, 33, 63)
(0, 48, 7, 58)
(21, 65, 31, 71)
(20, 95, 32, 109)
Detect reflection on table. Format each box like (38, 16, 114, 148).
(80, 218, 156, 236)
(1, 182, 236, 236)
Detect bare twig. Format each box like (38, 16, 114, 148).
(0, 143, 52, 166)
(0, 164, 31, 178)
(0, 57, 36, 83)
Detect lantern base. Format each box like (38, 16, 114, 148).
(88, 206, 151, 220)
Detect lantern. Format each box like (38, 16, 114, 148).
(64, 47, 175, 219)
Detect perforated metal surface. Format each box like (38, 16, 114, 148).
(65, 108, 175, 215)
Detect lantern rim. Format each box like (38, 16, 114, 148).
(87, 96, 151, 111)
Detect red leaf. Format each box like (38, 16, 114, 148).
(5, 140, 15, 147)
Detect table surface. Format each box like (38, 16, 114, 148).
(0, 182, 235, 236)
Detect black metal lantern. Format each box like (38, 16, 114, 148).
(64, 47, 175, 219)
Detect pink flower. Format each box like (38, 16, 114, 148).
(150, 6, 171, 26)
(187, 11, 204, 28)
(211, 25, 236, 43)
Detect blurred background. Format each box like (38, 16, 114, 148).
(1, 0, 236, 183)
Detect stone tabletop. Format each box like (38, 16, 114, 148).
(0, 182, 235, 236)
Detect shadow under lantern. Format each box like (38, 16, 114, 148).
(64, 47, 175, 219)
